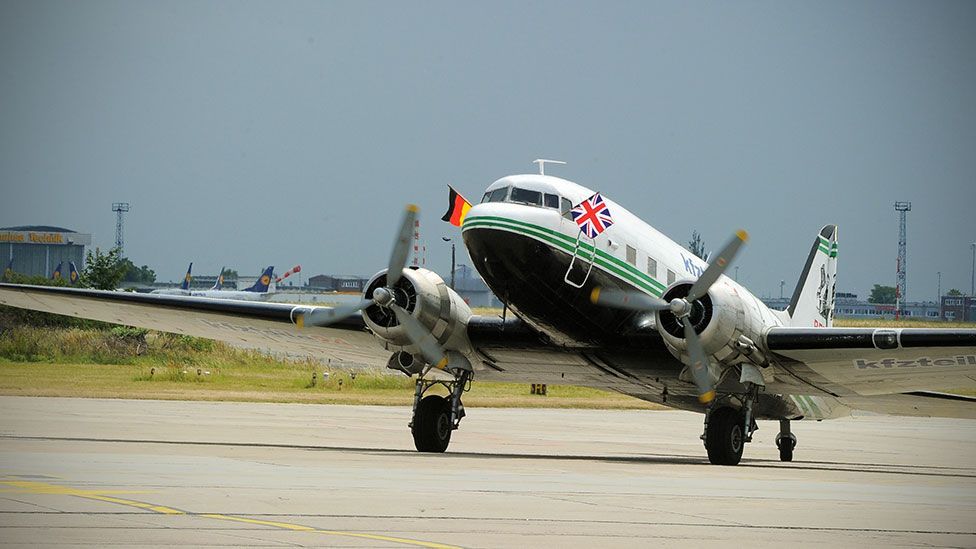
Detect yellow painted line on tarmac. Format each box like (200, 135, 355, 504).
(202, 513, 461, 548)
(3, 477, 461, 549)
(0, 480, 184, 515)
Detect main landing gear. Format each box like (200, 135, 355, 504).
(702, 383, 760, 466)
(410, 369, 471, 452)
(702, 384, 799, 464)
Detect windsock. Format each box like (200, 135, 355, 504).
(275, 265, 301, 283)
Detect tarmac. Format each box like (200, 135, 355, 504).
(1, 396, 974, 548)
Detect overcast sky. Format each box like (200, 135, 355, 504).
(1, 1, 974, 301)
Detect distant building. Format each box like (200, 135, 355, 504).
(942, 296, 976, 322)
(0, 225, 91, 278)
(760, 291, 946, 322)
(452, 264, 498, 308)
(307, 275, 367, 292)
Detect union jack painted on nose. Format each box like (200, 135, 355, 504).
(570, 192, 614, 239)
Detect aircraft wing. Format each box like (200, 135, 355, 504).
(765, 327, 976, 396)
(0, 283, 389, 367)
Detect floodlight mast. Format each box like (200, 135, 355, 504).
(894, 201, 911, 319)
(111, 202, 130, 253)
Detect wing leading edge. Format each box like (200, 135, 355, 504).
(0, 283, 389, 367)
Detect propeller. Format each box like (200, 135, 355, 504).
(590, 230, 748, 404)
(297, 205, 449, 370)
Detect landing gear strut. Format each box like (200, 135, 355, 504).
(410, 369, 471, 452)
(776, 419, 796, 462)
(702, 383, 760, 465)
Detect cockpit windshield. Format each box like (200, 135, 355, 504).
(481, 185, 569, 213)
(510, 187, 542, 206)
(482, 187, 509, 203)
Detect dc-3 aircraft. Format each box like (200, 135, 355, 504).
(2, 167, 975, 465)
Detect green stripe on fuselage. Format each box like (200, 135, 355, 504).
(463, 216, 667, 296)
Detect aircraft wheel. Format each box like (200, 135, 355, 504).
(412, 395, 452, 453)
(705, 407, 744, 465)
(776, 433, 796, 462)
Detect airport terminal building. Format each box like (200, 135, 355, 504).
(0, 226, 91, 278)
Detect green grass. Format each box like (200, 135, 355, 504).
(0, 326, 657, 408)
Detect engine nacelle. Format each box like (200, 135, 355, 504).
(362, 267, 473, 361)
(655, 280, 774, 368)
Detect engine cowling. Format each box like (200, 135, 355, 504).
(362, 267, 473, 360)
(655, 280, 772, 368)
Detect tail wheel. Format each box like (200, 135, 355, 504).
(776, 433, 796, 462)
(412, 395, 452, 453)
(705, 407, 745, 465)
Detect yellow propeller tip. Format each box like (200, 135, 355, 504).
(435, 357, 449, 370)
(295, 314, 304, 329)
(699, 391, 716, 404)
(590, 287, 601, 304)
(407, 204, 419, 213)
(736, 230, 749, 242)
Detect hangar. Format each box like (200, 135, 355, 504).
(0, 226, 91, 278)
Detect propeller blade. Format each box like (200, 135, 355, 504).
(391, 304, 449, 369)
(387, 205, 419, 288)
(590, 287, 669, 311)
(687, 230, 748, 302)
(301, 298, 374, 327)
(681, 316, 716, 404)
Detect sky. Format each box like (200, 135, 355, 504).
(1, 1, 974, 301)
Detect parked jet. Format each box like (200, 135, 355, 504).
(187, 266, 275, 301)
(151, 263, 193, 295)
(2, 169, 974, 465)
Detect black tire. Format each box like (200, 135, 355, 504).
(777, 435, 795, 462)
(705, 407, 745, 465)
(412, 395, 452, 453)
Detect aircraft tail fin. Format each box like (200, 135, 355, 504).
(786, 225, 838, 327)
(51, 261, 64, 281)
(179, 262, 193, 291)
(68, 262, 80, 286)
(211, 267, 225, 290)
(244, 266, 274, 293)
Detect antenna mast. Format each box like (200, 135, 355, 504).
(533, 159, 566, 175)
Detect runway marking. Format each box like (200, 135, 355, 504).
(1, 477, 461, 548)
(202, 513, 460, 548)
(0, 480, 183, 515)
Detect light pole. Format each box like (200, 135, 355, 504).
(937, 271, 942, 302)
(442, 237, 456, 289)
(734, 266, 739, 282)
(971, 243, 975, 297)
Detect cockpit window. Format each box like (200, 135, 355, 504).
(510, 187, 542, 206)
(560, 197, 573, 216)
(485, 187, 509, 203)
(544, 193, 559, 209)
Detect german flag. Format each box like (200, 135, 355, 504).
(441, 185, 472, 227)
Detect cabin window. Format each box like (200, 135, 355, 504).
(626, 245, 637, 266)
(511, 187, 542, 206)
(667, 269, 676, 285)
(486, 187, 508, 203)
(544, 193, 560, 209)
(647, 257, 657, 278)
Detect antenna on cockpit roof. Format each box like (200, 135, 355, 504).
(533, 159, 566, 176)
